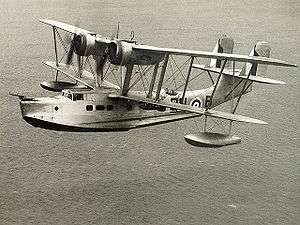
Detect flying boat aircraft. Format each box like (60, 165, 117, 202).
(11, 19, 297, 147)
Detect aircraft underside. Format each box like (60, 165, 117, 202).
(22, 109, 199, 132)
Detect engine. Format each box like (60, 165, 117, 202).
(108, 40, 164, 66)
(72, 34, 164, 66)
(108, 41, 134, 65)
(73, 33, 97, 56)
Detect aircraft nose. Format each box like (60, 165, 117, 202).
(19, 99, 41, 117)
(20, 101, 31, 117)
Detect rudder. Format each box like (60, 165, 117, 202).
(241, 41, 271, 76)
(210, 35, 234, 68)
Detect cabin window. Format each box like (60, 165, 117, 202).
(96, 105, 105, 110)
(157, 106, 166, 112)
(106, 105, 113, 111)
(86, 105, 93, 111)
(73, 93, 84, 101)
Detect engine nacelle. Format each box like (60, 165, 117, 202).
(73, 35, 165, 66)
(108, 41, 133, 65)
(74, 33, 97, 56)
(108, 40, 164, 66)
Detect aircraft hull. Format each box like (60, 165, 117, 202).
(19, 94, 199, 132)
(22, 113, 198, 132)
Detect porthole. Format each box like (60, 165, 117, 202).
(54, 106, 59, 111)
(86, 105, 93, 111)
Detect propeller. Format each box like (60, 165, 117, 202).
(65, 20, 81, 66)
(93, 23, 120, 82)
(94, 46, 109, 82)
(66, 36, 75, 65)
(64, 21, 123, 87)
(66, 34, 81, 66)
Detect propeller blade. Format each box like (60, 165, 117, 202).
(66, 38, 75, 65)
(77, 55, 83, 77)
(66, 20, 80, 66)
(95, 54, 108, 80)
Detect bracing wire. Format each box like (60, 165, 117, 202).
(128, 65, 152, 90)
(164, 57, 190, 85)
(137, 65, 149, 95)
(55, 30, 80, 80)
(174, 70, 206, 91)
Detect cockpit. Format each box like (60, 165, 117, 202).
(61, 90, 85, 101)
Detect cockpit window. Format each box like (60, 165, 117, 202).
(73, 93, 84, 101)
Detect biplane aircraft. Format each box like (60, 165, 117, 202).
(11, 19, 297, 147)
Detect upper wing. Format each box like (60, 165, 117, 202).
(193, 64, 286, 85)
(133, 45, 297, 67)
(39, 20, 297, 68)
(40, 19, 96, 35)
(108, 93, 267, 125)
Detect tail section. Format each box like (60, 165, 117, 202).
(210, 35, 234, 68)
(212, 41, 271, 106)
(187, 41, 275, 109)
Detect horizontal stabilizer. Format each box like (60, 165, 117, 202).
(193, 64, 286, 85)
(108, 94, 268, 125)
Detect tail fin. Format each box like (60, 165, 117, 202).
(210, 35, 234, 68)
(240, 41, 271, 76)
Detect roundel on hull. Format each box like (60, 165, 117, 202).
(190, 98, 202, 108)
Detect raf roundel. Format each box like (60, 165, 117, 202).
(191, 99, 202, 108)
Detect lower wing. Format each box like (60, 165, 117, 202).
(108, 94, 267, 125)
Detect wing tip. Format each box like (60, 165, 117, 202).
(254, 119, 268, 125)
(39, 19, 57, 27)
(273, 59, 297, 68)
(39, 19, 50, 24)
(276, 80, 286, 85)
(279, 61, 298, 67)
